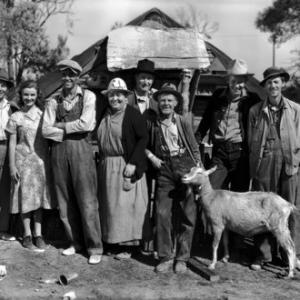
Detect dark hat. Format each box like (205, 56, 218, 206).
(153, 82, 183, 103)
(0, 69, 14, 88)
(57, 59, 82, 75)
(260, 67, 290, 86)
(135, 59, 155, 75)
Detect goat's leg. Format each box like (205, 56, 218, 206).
(209, 227, 223, 270)
(273, 229, 296, 278)
(221, 229, 229, 263)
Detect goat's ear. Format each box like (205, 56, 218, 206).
(205, 165, 217, 176)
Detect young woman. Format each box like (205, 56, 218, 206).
(6, 80, 54, 250)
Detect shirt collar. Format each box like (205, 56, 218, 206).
(22, 105, 41, 121)
(0, 98, 8, 109)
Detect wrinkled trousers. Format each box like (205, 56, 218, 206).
(0, 141, 11, 232)
(155, 152, 197, 262)
(51, 139, 103, 255)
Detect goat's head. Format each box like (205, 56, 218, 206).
(182, 166, 217, 187)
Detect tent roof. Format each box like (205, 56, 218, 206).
(39, 7, 265, 99)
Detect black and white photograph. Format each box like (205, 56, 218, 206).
(0, 0, 300, 299)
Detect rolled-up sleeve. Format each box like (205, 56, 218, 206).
(65, 90, 96, 134)
(42, 99, 64, 142)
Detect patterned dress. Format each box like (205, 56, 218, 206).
(6, 105, 53, 214)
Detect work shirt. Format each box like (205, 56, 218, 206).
(135, 92, 150, 114)
(214, 97, 243, 143)
(0, 99, 10, 140)
(159, 116, 181, 154)
(248, 96, 300, 177)
(42, 86, 96, 142)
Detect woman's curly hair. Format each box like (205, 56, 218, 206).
(17, 80, 44, 110)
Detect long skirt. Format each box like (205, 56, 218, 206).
(99, 156, 148, 244)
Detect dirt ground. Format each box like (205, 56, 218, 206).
(0, 238, 300, 300)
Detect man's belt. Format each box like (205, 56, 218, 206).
(170, 148, 186, 157)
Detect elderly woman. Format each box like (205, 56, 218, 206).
(98, 78, 149, 259)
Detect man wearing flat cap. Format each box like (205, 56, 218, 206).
(147, 82, 202, 274)
(42, 59, 103, 264)
(248, 67, 300, 270)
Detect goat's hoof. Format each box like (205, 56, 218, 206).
(221, 256, 229, 264)
(208, 264, 216, 270)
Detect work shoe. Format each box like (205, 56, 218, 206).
(0, 232, 16, 241)
(34, 236, 47, 250)
(88, 254, 102, 265)
(62, 245, 81, 256)
(155, 259, 173, 273)
(174, 261, 188, 274)
(114, 252, 132, 260)
(250, 263, 262, 271)
(22, 236, 35, 250)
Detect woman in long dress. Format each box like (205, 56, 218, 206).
(6, 80, 54, 250)
(98, 78, 149, 259)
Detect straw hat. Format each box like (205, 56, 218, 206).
(101, 78, 132, 95)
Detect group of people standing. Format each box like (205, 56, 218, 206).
(0, 56, 299, 273)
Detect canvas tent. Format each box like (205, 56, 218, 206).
(39, 7, 265, 102)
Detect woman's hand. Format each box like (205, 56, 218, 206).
(10, 165, 20, 183)
(124, 163, 136, 177)
(150, 156, 164, 169)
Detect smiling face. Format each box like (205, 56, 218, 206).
(265, 76, 284, 101)
(228, 75, 245, 98)
(21, 87, 37, 109)
(0, 80, 8, 101)
(157, 93, 178, 117)
(135, 72, 154, 93)
(61, 69, 79, 91)
(107, 90, 128, 112)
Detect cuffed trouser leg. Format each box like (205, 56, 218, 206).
(52, 140, 103, 255)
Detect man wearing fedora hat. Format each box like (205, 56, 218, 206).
(147, 82, 202, 273)
(128, 59, 158, 123)
(195, 59, 260, 192)
(194, 59, 260, 258)
(248, 67, 300, 270)
(0, 69, 17, 241)
(42, 59, 103, 264)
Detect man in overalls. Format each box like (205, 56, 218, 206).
(248, 67, 300, 270)
(42, 59, 103, 264)
(148, 83, 202, 273)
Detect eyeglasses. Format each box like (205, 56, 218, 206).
(61, 70, 78, 78)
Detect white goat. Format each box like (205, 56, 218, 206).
(182, 166, 298, 278)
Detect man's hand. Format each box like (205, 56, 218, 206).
(54, 122, 66, 130)
(150, 156, 164, 169)
(180, 69, 193, 85)
(123, 163, 136, 177)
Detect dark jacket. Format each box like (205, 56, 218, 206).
(100, 104, 148, 181)
(195, 87, 261, 150)
(149, 113, 202, 166)
(127, 92, 158, 130)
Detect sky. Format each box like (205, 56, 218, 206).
(46, 0, 300, 80)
